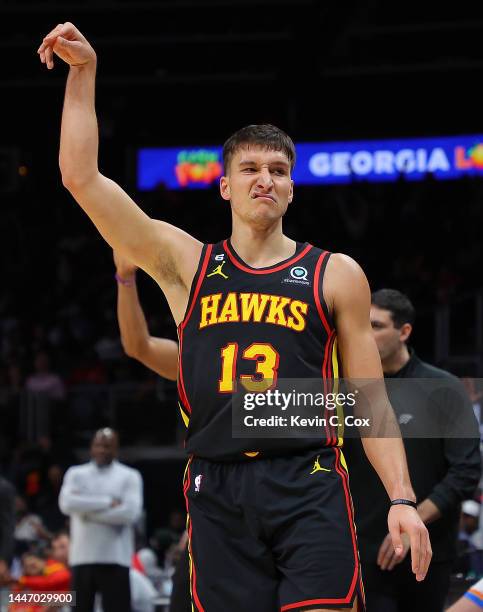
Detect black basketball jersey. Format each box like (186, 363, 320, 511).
(177, 239, 340, 461)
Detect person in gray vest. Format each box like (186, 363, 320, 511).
(59, 428, 143, 612)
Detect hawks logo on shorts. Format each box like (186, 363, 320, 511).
(177, 239, 340, 461)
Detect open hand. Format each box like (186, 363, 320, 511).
(388, 504, 432, 581)
(37, 22, 96, 70)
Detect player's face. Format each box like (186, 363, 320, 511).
(220, 146, 294, 227)
(370, 306, 404, 361)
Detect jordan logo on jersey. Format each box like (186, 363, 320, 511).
(207, 261, 228, 279)
(310, 455, 331, 474)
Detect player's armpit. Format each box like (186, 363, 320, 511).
(152, 219, 203, 292)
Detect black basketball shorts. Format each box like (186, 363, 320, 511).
(183, 447, 365, 612)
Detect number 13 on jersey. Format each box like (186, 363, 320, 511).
(219, 342, 280, 393)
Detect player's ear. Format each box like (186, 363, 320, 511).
(220, 176, 231, 201)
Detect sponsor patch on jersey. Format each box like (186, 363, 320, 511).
(282, 266, 311, 286)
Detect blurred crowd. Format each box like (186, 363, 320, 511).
(0, 441, 188, 612)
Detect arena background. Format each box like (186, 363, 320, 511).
(1, 0, 483, 601)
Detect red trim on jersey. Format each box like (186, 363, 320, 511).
(281, 597, 351, 611)
(180, 244, 213, 330)
(223, 239, 313, 274)
(177, 327, 191, 414)
(178, 244, 213, 415)
(313, 250, 332, 337)
(333, 447, 359, 597)
(315, 249, 337, 444)
(182, 456, 192, 497)
(183, 459, 205, 612)
(325, 331, 337, 445)
(322, 329, 335, 445)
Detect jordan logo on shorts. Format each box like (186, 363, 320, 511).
(207, 261, 228, 279)
(194, 474, 203, 492)
(310, 455, 331, 475)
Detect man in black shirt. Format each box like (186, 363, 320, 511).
(345, 289, 481, 612)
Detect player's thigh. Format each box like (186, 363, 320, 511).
(263, 449, 364, 611)
(185, 457, 279, 612)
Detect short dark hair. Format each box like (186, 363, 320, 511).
(371, 289, 415, 328)
(222, 124, 296, 173)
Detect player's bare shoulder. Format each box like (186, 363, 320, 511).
(323, 253, 371, 319)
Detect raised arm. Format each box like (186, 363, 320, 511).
(37, 23, 202, 324)
(325, 253, 432, 581)
(114, 250, 179, 380)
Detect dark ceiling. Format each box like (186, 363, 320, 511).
(1, 0, 482, 164)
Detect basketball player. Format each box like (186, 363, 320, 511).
(38, 22, 431, 612)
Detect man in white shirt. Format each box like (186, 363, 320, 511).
(59, 428, 143, 612)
